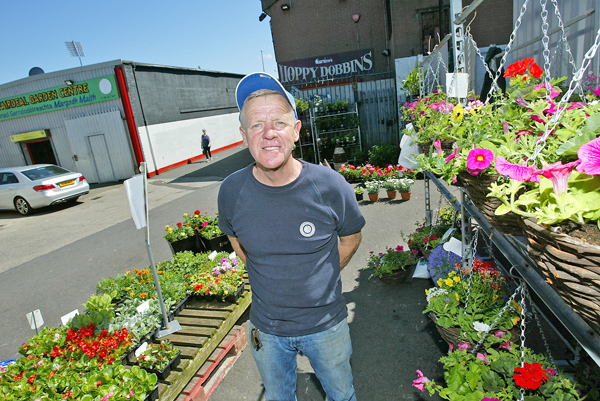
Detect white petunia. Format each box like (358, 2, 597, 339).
(473, 321, 491, 332)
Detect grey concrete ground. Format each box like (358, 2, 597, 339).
(5, 146, 570, 400)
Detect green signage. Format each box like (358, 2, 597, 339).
(0, 75, 120, 122)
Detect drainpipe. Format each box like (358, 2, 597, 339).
(114, 66, 144, 168)
(131, 64, 159, 176)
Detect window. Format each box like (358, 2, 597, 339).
(21, 165, 69, 180)
(0, 173, 19, 185)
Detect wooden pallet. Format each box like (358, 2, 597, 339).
(154, 282, 252, 401)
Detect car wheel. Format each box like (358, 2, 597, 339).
(14, 197, 32, 215)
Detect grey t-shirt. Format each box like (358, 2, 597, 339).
(218, 160, 365, 336)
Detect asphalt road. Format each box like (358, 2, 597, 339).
(0, 146, 456, 400)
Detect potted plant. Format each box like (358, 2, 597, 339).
(164, 221, 197, 255)
(423, 259, 521, 350)
(137, 340, 181, 381)
(382, 178, 400, 199)
(401, 219, 447, 259)
(413, 346, 584, 400)
(365, 181, 381, 201)
(190, 253, 246, 302)
(363, 245, 418, 284)
(354, 186, 364, 202)
(396, 178, 415, 200)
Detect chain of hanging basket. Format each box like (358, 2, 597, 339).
(462, 227, 479, 314)
(529, 28, 600, 163)
(517, 281, 528, 401)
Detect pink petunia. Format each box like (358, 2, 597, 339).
(445, 146, 460, 162)
(539, 160, 581, 196)
(412, 370, 430, 392)
(466, 148, 494, 176)
(499, 341, 512, 351)
(476, 352, 489, 363)
(395, 245, 404, 252)
(458, 342, 470, 351)
(531, 114, 545, 123)
(567, 102, 585, 110)
(494, 330, 506, 338)
(547, 368, 557, 376)
(448, 343, 454, 354)
(593, 84, 600, 96)
(433, 140, 443, 156)
(495, 156, 540, 182)
(534, 83, 560, 99)
(577, 136, 600, 175)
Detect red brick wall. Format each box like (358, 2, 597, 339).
(266, 0, 393, 74)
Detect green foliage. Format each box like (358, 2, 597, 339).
(70, 294, 115, 332)
(137, 340, 179, 371)
(401, 62, 421, 96)
(365, 181, 381, 194)
(367, 143, 400, 167)
(364, 245, 418, 280)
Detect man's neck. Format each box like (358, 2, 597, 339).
(253, 158, 302, 187)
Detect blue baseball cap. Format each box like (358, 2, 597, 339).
(235, 72, 298, 118)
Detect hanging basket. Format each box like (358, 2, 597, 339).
(428, 312, 521, 350)
(518, 217, 600, 332)
(379, 264, 417, 285)
(457, 172, 523, 237)
(418, 140, 456, 158)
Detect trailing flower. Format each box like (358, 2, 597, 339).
(363, 245, 417, 280)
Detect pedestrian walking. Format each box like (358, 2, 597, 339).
(202, 129, 212, 161)
(218, 72, 365, 401)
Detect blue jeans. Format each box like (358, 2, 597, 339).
(249, 319, 356, 401)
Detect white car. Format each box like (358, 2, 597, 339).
(0, 164, 90, 215)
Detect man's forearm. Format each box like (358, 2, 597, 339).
(228, 236, 247, 265)
(338, 231, 362, 270)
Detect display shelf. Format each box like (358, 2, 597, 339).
(310, 103, 362, 164)
(424, 170, 600, 366)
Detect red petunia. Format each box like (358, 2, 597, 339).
(176, 222, 182, 226)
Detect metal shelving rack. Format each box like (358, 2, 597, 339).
(424, 170, 600, 366)
(310, 103, 362, 165)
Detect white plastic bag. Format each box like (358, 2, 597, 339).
(398, 123, 420, 169)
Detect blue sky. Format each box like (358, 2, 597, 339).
(1, 1, 277, 85)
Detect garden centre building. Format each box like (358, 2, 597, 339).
(0, 61, 244, 183)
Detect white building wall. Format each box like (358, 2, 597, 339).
(140, 111, 241, 172)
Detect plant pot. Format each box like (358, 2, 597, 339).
(386, 190, 397, 200)
(518, 217, 600, 332)
(142, 350, 181, 381)
(167, 236, 199, 255)
(368, 193, 379, 202)
(168, 295, 190, 321)
(400, 191, 412, 200)
(144, 385, 159, 401)
(200, 234, 234, 253)
(380, 264, 416, 285)
(216, 282, 246, 303)
(457, 172, 523, 237)
(355, 192, 364, 202)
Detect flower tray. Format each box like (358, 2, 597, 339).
(457, 172, 523, 237)
(200, 234, 234, 253)
(168, 235, 203, 255)
(518, 217, 600, 332)
(168, 295, 190, 321)
(142, 350, 181, 381)
(380, 264, 416, 285)
(428, 312, 520, 351)
(144, 385, 159, 401)
(193, 282, 246, 303)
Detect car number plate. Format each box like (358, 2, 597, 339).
(58, 180, 75, 187)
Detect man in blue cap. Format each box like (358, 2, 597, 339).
(218, 72, 364, 401)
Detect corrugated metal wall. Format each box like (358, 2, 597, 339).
(0, 63, 125, 170)
(512, 0, 597, 81)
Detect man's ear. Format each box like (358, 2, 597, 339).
(293, 119, 301, 142)
(240, 127, 248, 147)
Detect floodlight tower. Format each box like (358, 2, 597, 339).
(65, 41, 85, 67)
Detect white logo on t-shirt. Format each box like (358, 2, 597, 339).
(299, 221, 316, 237)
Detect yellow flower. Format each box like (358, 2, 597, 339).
(437, 278, 443, 287)
(183, 213, 188, 217)
(445, 278, 454, 287)
(168, 228, 173, 233)
(165, 225, 169, 228)
(453, 276, 460, 282)
(194, 214, 199, 217)
(448, 271, 455, 277)
(512, 316, 521, 325)
(130, 292, 135, 297)
(425, 289, 429, 295)
(455, 293, 459, 301)
(126, 287, 131, 290)
(126, 271, 130, 274)
(451, 104, 464, 122)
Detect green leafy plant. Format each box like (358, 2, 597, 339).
(354, 186, 364, 195)
(401, 62, 421, 97)
(364, 245, 418, 280)
(164, 222, 195, 242)
(190, 253, 246, 299)
(367, 144, 400, 167)
(382, 178, 400, 191)
(137, 340, 179, 371)
(414, 346, 583, 400)
(365, 181, 381, 194)
(70, 294, 115, 332)
(396, 178, 414, 193)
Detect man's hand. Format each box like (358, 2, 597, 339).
(338, 231, 362, 270)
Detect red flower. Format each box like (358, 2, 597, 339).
(423, 238, 429, 244)
(521, 58, 535, 69)
(429, 235, 438, 241)
(176, 222, 182, 226)
(529, 63, 543, 79)
(513, 362, 549, 390)
(195, 210, 200, 214)
(27, 374, 35, 383)
(504, 60, 526, 77)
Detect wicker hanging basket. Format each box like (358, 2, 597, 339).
(518, 217, 600, 332)
(418, 140, 456, 158)
(457, 172, 523, 237)
(379, 264, 417, 285)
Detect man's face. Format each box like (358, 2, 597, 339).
(240, 94, 300, 172)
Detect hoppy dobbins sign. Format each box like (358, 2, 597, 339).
(278, 49, 374, 85)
